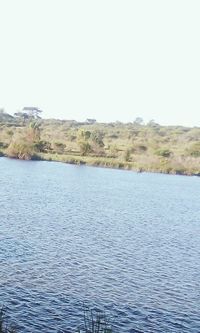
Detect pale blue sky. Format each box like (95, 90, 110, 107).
(0, 0, 199, 126)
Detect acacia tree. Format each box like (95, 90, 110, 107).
(14, 107, 43, 124)
(133, 117, 144, 125)
(22, 107, 42, 119)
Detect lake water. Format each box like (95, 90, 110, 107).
(0, 157, 199, 333)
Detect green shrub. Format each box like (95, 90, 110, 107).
(91, 130, 104, 147)
(6, 130, 14, 137)
(78, 141, 92, 156)
(0, 142, 8, 149)
(0, 117, 199, 175)
(124, 149, 131, 162)
(52, 142, 66, 154)
(187, 142, 200, 157)
(155, 148, 171, 157)
(6, 140, 37, 160)
(34, 140, 51, 152)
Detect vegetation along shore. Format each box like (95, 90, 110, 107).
(0, 109, 200, 176)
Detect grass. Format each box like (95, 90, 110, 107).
(0, 306, 112, 333)
(0, 115, 200, 176)
(38, 152, 134, 170)
(78, 305, 112, 333)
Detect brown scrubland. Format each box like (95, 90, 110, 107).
(0, 111, 200, 176)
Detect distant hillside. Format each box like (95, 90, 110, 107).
(0, 114, 200, 176)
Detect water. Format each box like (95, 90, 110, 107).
(0, 157, 199, 333)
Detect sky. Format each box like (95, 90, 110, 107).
(0, 0, 200, 126)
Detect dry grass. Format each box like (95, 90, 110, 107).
(0, 118, 200, 176)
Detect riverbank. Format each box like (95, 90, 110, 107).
(39, 153, 200, 176)
(0, 117, 200, 176)
(1, 152, 200, 177)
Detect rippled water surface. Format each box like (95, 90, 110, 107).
(0, 157, 200, 332)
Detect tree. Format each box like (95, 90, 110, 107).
(0, 109, 14, 122)
(6, 120, 41, 160)
(22, 107, 42, 119)
(78, 129, 91, 141)
(91, 130, 104, 147)
(147, 119, 160, 128)
(86, 118, 96, 124)
(79, 141, 91, 156)
(14, 107, 43, 123)
(77, 129, 92, 155)
(133, 117, 144, 125)
(14, 112, 29, 124)
(27, 121, 41, 142)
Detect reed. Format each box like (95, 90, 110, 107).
(0, 308, 16, 333)
(77, 305, 112, 333)
(0, 306, 113, 333)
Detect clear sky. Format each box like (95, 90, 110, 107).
(0, 0, 200, 126)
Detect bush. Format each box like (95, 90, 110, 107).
(124, 149, 131, 162)
(155, 148, 171, 157)
(91, 131, 104, 147)
(138, 145, 147, 152)
(79, 141, 92, 156)
(0, 142, 8, 149)
(6, 140, 37, 160)
(52, 142, 66, 154)
(133, 144, 148, 153)
(187, 142, 200, 157)
(34, 140, 51, 153)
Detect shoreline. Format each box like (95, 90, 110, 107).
(1, 119, 199, 178)
(1, 152, 200, 177)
